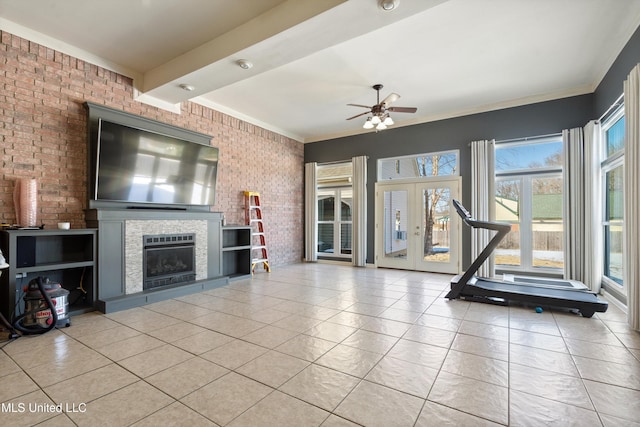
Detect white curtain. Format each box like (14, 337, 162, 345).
(304, 162, 318, 262)
(352, 156, 368, 267)
(583, 121, 603, 293)
(562, 128, 584, 282)
(471, 140, 495, 278)
(624, 64, 640, 330)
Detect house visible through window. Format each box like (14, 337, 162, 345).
(494, 136, 564, 272)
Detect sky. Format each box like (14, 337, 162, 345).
(495, 140, 563, 171)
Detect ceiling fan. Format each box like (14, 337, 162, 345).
(346, 84, 417, 130)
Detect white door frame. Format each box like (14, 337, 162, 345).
(375, 177, 462, 274)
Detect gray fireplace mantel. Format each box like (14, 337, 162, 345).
(86, 208, 227, 313)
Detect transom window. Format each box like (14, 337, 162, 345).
(378, 150, 459, 181)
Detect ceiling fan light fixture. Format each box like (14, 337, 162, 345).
(346, 82, 415, 132)
(378, 0, 399, 11)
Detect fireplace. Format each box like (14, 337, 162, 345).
(143, 233, 196, 290)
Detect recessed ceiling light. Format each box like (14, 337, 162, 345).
(236, 59, 253, 70)
(378, 0, 399, 11)
(179, 83, 195, 91)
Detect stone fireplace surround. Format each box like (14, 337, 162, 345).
(86, 208, 227, 313)
(126, 220, 207, 294)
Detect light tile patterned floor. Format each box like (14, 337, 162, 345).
(1, 263, 639, 426)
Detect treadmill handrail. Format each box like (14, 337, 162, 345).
(452, 199, 511, 231)
(447, 199, 511, 299)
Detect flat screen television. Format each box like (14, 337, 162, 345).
(94, 119, 218, 207)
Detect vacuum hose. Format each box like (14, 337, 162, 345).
(13, 276, 58, 335)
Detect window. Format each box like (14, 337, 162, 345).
(316, 162, 353, 259)
(495, 136, 564, 272)
(378, 150, 459, 181)
(601, 106, 625, 289)
(317, 188, 352, 257)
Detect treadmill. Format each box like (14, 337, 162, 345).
(446, 199, 608, 318)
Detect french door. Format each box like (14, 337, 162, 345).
(375, 177, 461, 273)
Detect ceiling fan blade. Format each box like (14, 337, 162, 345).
(347, 103, 372, 109)
(346, 111, 371, 120)
(381, 92, 400, 106)
(388, 106, 417, 113)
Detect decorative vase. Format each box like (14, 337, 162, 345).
(14, 178, 38, 227)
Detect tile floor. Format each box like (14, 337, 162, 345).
(1, 263, 640, 426)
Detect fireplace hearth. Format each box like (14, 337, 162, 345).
(143, 233, 196, 290)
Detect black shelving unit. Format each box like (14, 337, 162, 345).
(221, 226, 252, 280)
(0, 229, 97, 321)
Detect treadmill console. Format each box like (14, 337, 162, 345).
(452, 199, 472, 220)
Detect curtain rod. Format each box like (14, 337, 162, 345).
(494, 132, 562, 145)
(317, 159, 354, 166)
(598, 92, 624, 123)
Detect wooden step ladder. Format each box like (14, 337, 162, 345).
(244, 191, 271, 273)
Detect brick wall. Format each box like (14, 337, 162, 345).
(0, 31, 304, 266)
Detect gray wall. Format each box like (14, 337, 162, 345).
(594, 24, 640, 118)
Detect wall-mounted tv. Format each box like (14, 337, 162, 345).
(94, 118, 218, 207)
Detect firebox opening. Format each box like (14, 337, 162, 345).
(143, 233, 196, 290)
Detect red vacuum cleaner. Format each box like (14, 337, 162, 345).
(0, 247, 71, 339)
(12, 276, 71, 334)
(1, 247, 71, 340)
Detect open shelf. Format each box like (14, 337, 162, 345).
(221, 226, 252, 280)
(222, 226, 252, 248)
(16, 261, 95, 274)
(1, 229, 97, 320)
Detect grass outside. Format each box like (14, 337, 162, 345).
(496, 254, 563, 269)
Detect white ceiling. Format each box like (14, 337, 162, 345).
(2, 0, 640, 143)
